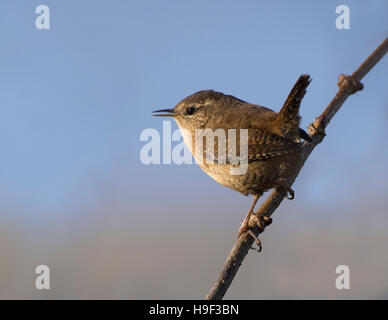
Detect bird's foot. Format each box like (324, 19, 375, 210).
(238, 214, 272, 252)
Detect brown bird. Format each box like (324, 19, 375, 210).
(154, 74, 312, 250)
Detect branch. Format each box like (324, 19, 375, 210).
(206, 37, 388, 300)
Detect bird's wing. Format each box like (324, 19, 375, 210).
(245, 129, 302, 163)
(200, 128, 302, 165)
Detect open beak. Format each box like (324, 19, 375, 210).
(152, 108, 177, 117)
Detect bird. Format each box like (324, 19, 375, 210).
(153, 74, 312, 250)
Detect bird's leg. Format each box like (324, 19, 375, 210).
(238, 193, 274, 252)
(237, 194, 260, 239)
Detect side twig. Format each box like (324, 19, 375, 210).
(206, 37, 388, 300)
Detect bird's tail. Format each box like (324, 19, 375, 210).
(276, 74, 311, 128)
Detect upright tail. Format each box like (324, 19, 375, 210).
(276, 74, 311, 140)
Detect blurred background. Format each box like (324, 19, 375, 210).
(0, 1, 387, 299)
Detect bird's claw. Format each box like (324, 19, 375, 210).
(248, 230, 262, 252)
(279, 185, 295, 200)
(286, 188, 294, 200)
(240, 215, 272, 252)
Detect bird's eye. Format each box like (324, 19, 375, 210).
(186, 106, 197, 115)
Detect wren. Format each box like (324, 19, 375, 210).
(153, 74, 312, 250)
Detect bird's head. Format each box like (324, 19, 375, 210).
(153, 90, 243, 131)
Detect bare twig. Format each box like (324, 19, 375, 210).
(206, 37, 388, 300)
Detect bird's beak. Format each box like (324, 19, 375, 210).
(152, 108, 177, 117)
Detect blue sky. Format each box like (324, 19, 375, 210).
(0, 1, 387, 215)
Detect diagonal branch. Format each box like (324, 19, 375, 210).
(206, 37, 388, 300)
